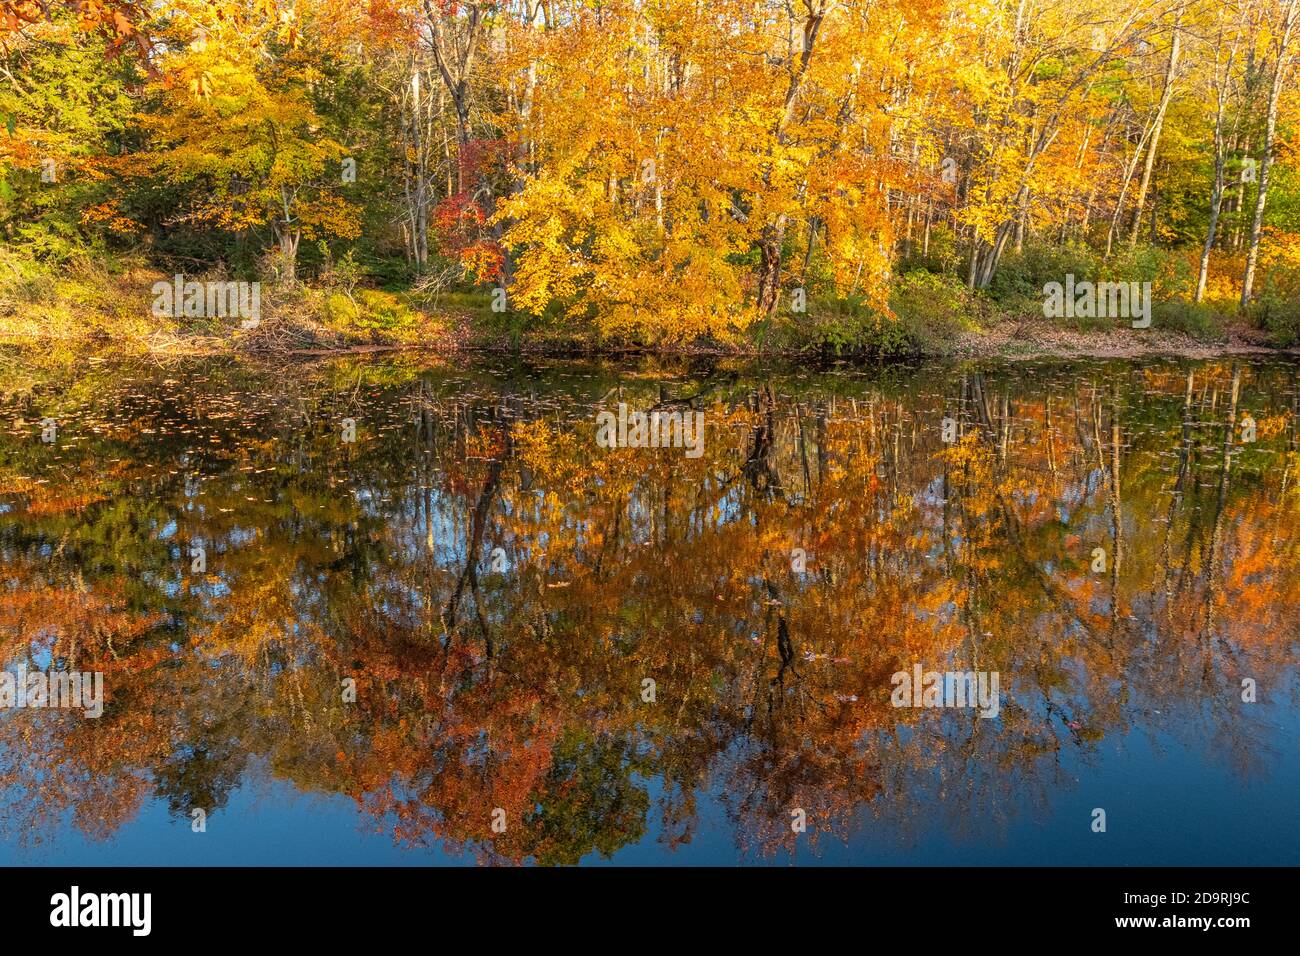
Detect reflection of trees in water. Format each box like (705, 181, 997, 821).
(0, 358, 1296, 861)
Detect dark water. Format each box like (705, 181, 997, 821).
(0, 353, 1297, 866)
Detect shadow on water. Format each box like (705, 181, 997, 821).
(0, 353, 1298, 864)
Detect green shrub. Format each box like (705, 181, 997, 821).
(989, 240, 1100, 301)
(799, 297, 912, 355)
(1110, 244, 1180, 288)
(897, 224, 963, 276)
(324, 288, 417, 332)
(1153, 299, 1225, 341)
(1248, 296, 1300, 347)
(0, 247, 50, 307)
(789, 271, 973, 356)
(890, 270, 976, 351)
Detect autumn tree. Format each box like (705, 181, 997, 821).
(136, 0, 361, 282)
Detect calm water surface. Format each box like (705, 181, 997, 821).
(1, 354, 1297, 865)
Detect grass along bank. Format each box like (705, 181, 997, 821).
(2, 247, 1298, 360)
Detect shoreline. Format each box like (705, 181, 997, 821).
(5, 257, 1296, 365)
(3, 327, 1296, 364)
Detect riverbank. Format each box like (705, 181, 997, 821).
(5, 309, 1294, 363)
(2, 256, 1297, 363)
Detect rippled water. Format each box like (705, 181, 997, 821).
(1, 354, 1297, 865)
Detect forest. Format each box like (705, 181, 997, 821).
(1, 0, 1299, 353)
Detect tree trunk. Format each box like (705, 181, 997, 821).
(1241, 0, 1298, 307)
(1128, 9, 1183, 249)
(754, 0, 833, 315)
(275, 223, 300, 284)
(756, 217, 789, 315)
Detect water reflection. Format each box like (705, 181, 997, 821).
(0, 355, 1297, 864)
